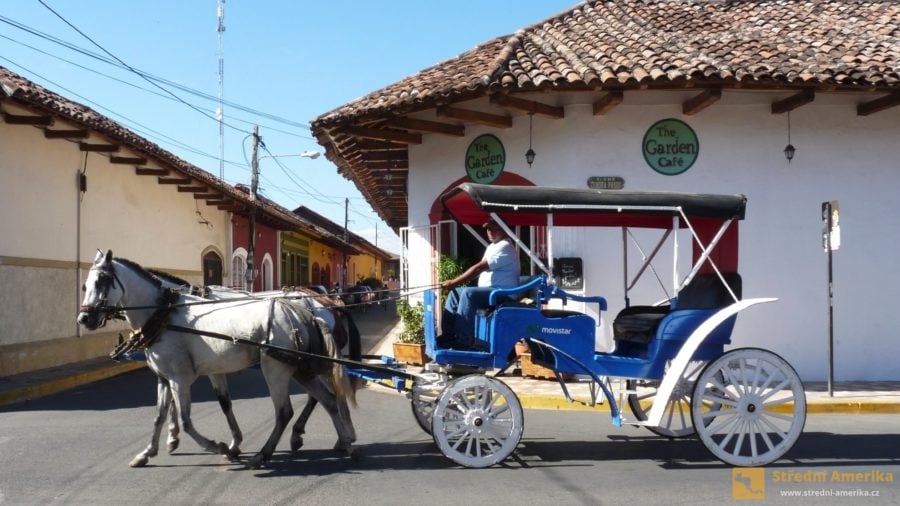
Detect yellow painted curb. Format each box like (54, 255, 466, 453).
(0, 362, 146, 406)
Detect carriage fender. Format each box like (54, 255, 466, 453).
(643, 297, 777, 429)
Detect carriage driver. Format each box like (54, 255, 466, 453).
(438, 221, 520, 348)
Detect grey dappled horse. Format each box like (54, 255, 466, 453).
(149, 271, 361, 455)
(77, 250, 357, 468)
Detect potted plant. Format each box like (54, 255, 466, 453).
(393, 298, 429, 365)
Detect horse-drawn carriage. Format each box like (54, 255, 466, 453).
(78, 183, 805, 470)
(405, 183, 805, 468)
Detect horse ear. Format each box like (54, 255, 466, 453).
(94, 249, 104, 264)
(104, 249, 113, 264)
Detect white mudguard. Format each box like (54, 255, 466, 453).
(643, 297, 777, 429)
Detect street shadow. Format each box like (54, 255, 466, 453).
(242, 431, 900, 476)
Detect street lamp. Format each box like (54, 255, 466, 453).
(259, 150, 321, 161)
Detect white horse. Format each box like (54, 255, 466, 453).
(78, 250, 357, 468)
(148, 272, 361, 455)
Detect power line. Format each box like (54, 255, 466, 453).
(35, 1, 249, 135)
(0, 14, 312, 131)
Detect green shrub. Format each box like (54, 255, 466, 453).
(395, 298, 425, 344)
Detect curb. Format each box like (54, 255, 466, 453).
(0, 362, 145, 407)
(515, 394, 900, 414)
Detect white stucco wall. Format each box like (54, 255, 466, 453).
(0, 116, 231, 373)
(404, 90, 900, 381)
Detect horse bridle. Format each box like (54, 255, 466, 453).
(80, 262, 127, 326)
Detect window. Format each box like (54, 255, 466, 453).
(203, 251, 223, 286)
(231, 249, 247, 290)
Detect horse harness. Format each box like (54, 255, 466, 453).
(110, 290, 326, 369)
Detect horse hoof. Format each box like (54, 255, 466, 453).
(215, 442, 230, 455)
(290, 437, 304, 452)
(129, 456, 149, 468)
(167, 440, 179, 454)
(349, 447, 362, 462)
(227, 446, 242, 460)
(244, 455, 266, 469)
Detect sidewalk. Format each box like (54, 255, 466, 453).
(3, 314, 899, 414)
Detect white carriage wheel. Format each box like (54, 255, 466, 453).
(410, 372, 444, 435)
(691, 348, 806, 467)
(431, 375, 524, 468)
(626, 360, 709, 438)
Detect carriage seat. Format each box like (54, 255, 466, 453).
(613, 273, 742, 345)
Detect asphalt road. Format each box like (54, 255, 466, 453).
(1, 366, 898, 506)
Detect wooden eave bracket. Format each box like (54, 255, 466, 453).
(79, 142, 119, 153)
(857, 91, 900, 116)
(110, 156, 147, 165)
(135, 167, 168, 176)
(437, 105, 512, 128)
(1, 112, 53, 125)
(593, 91, 624, 116)
(158, 176, 191, 185)
(388, 117, 465, 136)
(771, 89, 815, 114)
(44, 128, 89, 139)
(682, 88, 721, 116)
(344, 126, 422, 144)
(489, 95, 565, 119)
(177, 185, 206, 193)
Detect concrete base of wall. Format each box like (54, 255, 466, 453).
(0, 331, 119, 377)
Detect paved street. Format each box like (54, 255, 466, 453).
(0, 365, 898, 506)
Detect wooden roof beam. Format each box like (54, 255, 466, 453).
(194, 193, 220, 199)
(2, 112, 53, 125)
(593, 91, 624, 116)
(857, 91, 900, 116)
(44, 128, 89, 139)
(158, 176, 191, 185)
(361, 150, 409, 162)
(489, 95, 565, 119)
(79, 142, 119, 153)
(389, 117, 465, 136)
(682, 88, 721, 116)
(177, 185, 207, 193)
(110, 156, 147, 165)
(437, 106, 512, 128)
(135, 167, 168, 176)
(344, 126, 422, 144)
(771, 89, 815, 114)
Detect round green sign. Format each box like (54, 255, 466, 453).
(642, 119, 699, 175)
(465, 134, 505, 184)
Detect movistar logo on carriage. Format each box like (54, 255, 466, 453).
(525, 324, 571, 335)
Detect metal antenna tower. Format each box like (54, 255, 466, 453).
(216, 0, 226, 180)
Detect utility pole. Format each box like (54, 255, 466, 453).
(343, 197, 349, 288)
(246, 125, 259, 290)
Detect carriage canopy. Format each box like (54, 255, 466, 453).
(441, 183, 746, 275)
(440, 183, 746, 229)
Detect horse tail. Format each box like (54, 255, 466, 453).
(318, 316, 357, 408)
(334, 307, 365, 395)
(335, 307, 362, 362)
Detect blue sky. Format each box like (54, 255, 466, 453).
(2, 1, 577, 254)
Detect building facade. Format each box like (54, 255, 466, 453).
(312, 1, 900, 380)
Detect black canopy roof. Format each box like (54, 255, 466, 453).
(441, 183, 747, 229)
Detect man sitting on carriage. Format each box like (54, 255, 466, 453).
(438, 220, 520, 348)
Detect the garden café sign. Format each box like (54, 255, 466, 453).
(465, 134, 505, 184)
(642, 118, 699, 175)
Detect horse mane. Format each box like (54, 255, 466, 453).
(115, 257, 162, 288)
(147, 268, 191, 287)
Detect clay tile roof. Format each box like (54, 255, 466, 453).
(0, 65, 318, 232)
(313, 0, 900, 127)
